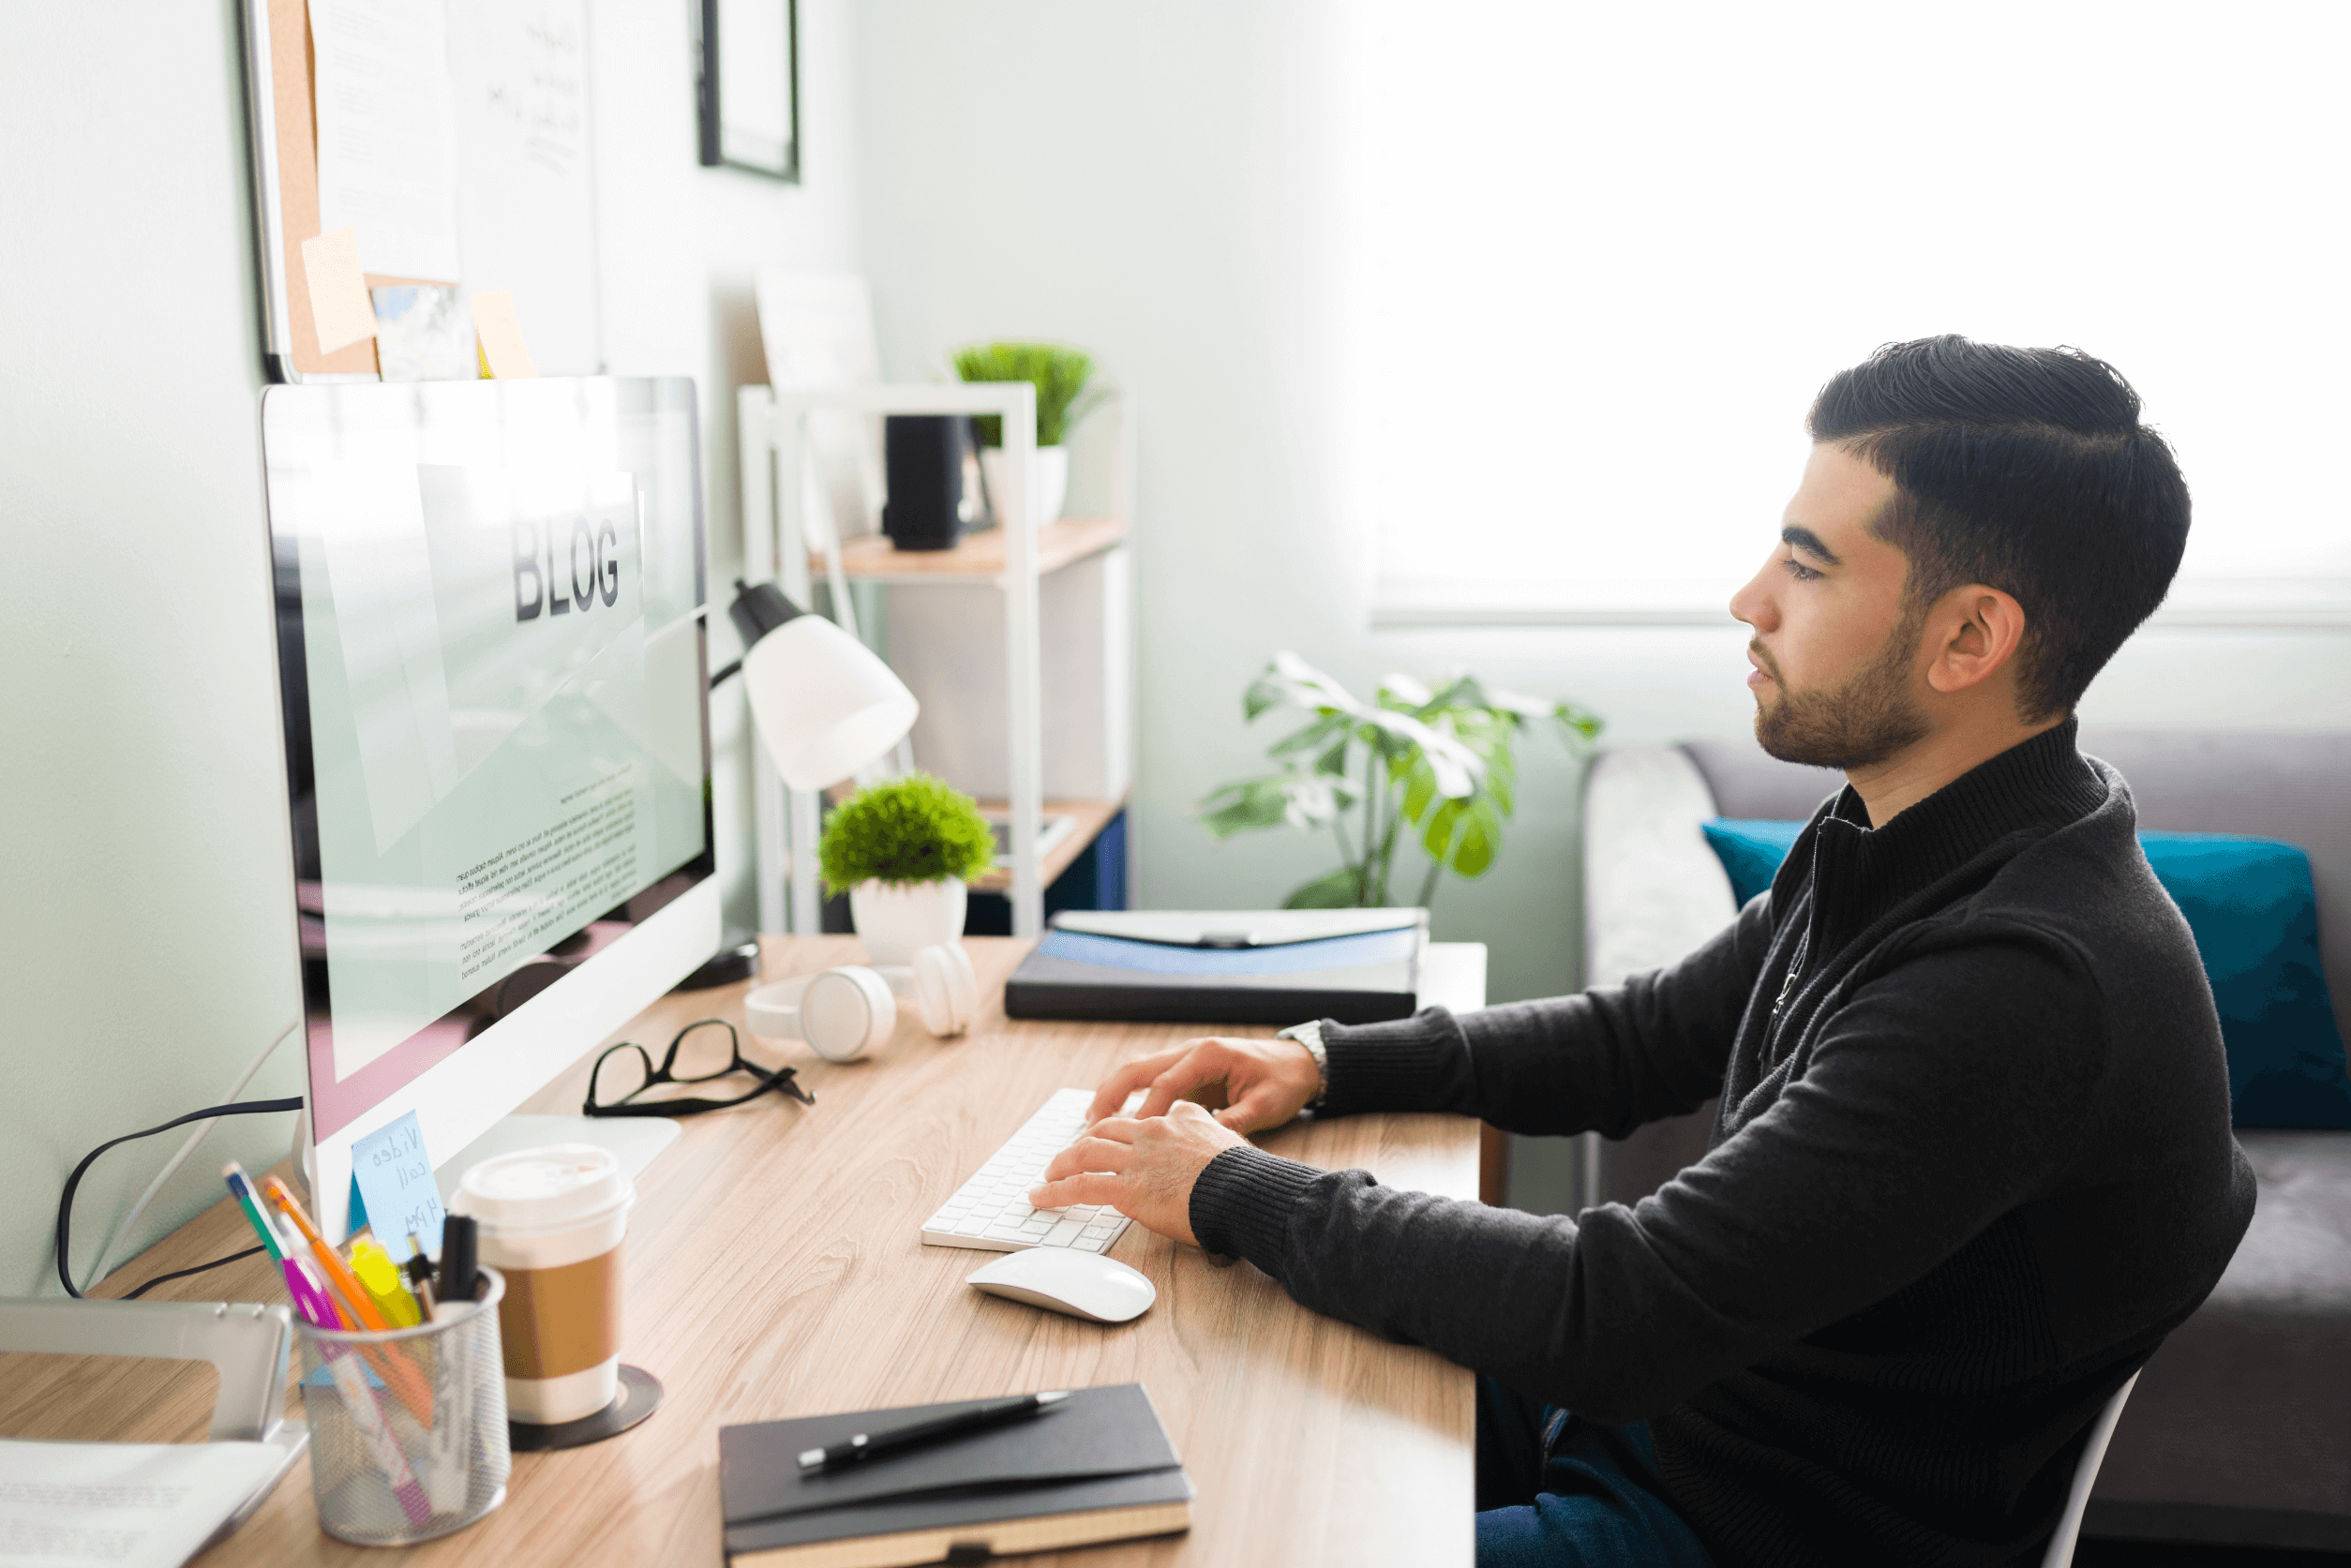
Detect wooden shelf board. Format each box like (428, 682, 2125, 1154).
(815, 516, 1129, 582)
(967, 796, 1125, 893)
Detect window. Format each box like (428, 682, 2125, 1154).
(1341, 4, 2351, 626)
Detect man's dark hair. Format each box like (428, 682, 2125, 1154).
(1807, 335, 2190, 721)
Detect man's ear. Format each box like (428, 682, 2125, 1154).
(1924, 585, 2027, 697)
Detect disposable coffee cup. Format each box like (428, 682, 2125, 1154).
(448, 1144, 635, 1426)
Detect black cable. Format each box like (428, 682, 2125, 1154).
(120, 1245, 271, 1300)
(55, 1097, 302, 1299)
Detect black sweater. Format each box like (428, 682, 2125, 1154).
(1190, 721, 2254, 1566)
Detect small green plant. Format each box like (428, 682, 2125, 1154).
(1196, 652, 1601, 909)
(818, 773, 996, 892)
(951, 341, 1102, 447)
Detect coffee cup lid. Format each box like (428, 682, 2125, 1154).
(449, 1143, 635, 1237)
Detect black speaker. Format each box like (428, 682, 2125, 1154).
(881, 415, 971, 551)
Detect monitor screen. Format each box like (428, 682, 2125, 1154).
(261, 378, 716, 1227)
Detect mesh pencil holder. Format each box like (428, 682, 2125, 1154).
(293, 1265, 512, 1546)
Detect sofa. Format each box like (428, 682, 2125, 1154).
(1578, 729, 2351, 1552)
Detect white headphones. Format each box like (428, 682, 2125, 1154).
(741, 943, 980, 1062)
(906, 941, 981, 1038)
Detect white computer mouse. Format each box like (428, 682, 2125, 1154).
(966, 1247, 1157, 1323)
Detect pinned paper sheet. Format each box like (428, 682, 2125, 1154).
(472, 290, 539, 379)
(348, 1110, 445, 1261)
(301, 227, 379, 356)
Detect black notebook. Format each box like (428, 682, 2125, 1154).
(1003, 908, 1427, 1025)
(719, 1383, 1191, 1567)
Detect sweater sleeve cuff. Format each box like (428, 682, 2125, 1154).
(1315, 1006, 1467, 1118)
(1189, 1143, 1323, 1274)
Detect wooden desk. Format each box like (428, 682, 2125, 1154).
(19, 937, 1483, 1567)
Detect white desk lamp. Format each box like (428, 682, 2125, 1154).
(679, 580, 920, 991)
(724, 579, 920, 790)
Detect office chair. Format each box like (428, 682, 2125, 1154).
(2042, 1371, 2141, 1568)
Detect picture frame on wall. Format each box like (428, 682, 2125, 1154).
(696, 0, 800, 183)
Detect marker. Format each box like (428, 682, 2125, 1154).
(351, 1238, 424, 1328)
(438, 1216, 480, 1310)
(281, 1251, 352, 1333)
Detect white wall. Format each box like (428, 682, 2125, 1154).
(847, 2, 2351, 1207)
(0, 0, 861, 1296)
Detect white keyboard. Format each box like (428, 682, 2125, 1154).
(920, 1088, 1134, 1254)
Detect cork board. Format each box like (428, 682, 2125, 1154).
(247, 0, 448, 380)
(243, 0, 601, 382)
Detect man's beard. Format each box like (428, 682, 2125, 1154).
(1752, 603, 1930, 770)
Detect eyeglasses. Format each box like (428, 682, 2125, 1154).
(583, 1020, 816, 1118)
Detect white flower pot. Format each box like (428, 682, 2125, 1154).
(849, 878, 968, 965)
(978, 445, 1070, 531)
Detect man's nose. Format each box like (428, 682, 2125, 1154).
(1730, 567, 1775, 632)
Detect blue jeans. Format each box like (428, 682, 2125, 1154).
(1475, 1377, 1714, 1567)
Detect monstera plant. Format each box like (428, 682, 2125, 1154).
(1196, 651, 1601, 908)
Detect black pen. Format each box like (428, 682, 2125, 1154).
(798, 1391, 1070, 1471)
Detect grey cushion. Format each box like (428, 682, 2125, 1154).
(2092, 1132, 2351, 1524)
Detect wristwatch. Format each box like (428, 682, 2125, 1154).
(1277, 1020, 1329, 1111)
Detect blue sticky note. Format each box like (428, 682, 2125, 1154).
(348, 1111, 445, 1262)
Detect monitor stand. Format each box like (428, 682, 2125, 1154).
(431, 1115, 681, 1207)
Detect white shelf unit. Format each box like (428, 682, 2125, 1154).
(737, 381, 1136, 938)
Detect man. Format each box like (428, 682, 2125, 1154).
(1030, 336, 2255, 1565)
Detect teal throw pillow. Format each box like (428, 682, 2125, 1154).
(2137, 831, 2351, 1129)
(1697, 818, 2351, 1129)
(1700, 818, 1806, 908)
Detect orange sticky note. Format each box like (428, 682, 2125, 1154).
(300, 227, 378, 355)
(472, 291, 539, 379)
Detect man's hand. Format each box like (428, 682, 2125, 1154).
(1028, 1102, 1244, 1247)
(1083, 1035, 1321, 1132)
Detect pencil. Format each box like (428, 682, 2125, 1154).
(222, 1163, 288, 1264)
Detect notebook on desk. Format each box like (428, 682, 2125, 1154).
(1002, 908, 1427, 1025)
(719, 1383, 1190, 1567)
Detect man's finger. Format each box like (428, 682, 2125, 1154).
(1029, 1172, 1125, 1210)
(1088, 1047, 1190, 1122)
(1039, 1136, 1133, 1184)
(1135, 1053, 1229, 1121)
(1218, 1080, 1292, 1133)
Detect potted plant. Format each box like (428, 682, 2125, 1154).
(1196, 651, 1602, 908)
(818, 773, 996, 963)
(950, 341, 1103, 530)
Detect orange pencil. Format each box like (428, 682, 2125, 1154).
(262, 1177, 435, 1423)
(262, 1177, 392, 1332)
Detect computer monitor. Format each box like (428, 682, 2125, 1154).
(260, 377, 719, 1242)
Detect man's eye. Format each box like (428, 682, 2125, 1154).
(1780, 556, 1822, 583)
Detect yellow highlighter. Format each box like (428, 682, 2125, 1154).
(350, 1238, 425, 1328)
